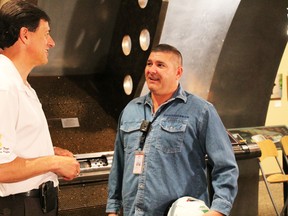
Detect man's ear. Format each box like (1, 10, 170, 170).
(176, 66, 183, 80)
(19, 27, 29, 44)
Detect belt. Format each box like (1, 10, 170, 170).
(0, 189, 40, 200)
(13, 189, 40, 198)
(12, 189, 40, 197)
(2, 182, 58, 199)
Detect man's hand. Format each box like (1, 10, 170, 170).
(52, 155, 80, 181)
(53, 146, 74, 157)
(52, 146, 80, 180)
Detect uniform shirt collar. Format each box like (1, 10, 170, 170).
(135, 84, 187, 106)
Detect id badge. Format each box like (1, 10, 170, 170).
(133, 151, 144, 174)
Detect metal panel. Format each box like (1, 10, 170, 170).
(146, 0, 242, 99)
(208, 0, 287, 128)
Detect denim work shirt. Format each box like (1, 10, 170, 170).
(106, 85, 239, 216)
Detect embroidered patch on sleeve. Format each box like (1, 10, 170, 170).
(0, 134, 10, 155)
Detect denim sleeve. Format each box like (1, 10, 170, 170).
(106, 120, 124, 214)
(199, 103, 239, 216)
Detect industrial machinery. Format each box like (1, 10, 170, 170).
(59, 151, 114, 186)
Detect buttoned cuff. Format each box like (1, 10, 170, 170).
(106, 199, 122, 214)
(210, 197, 232, 216)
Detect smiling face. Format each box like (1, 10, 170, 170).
(145, 51, 183, 99)
(26, 19, 55, 67)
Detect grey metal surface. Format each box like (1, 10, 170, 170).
(59, 151, 113, 186)
(159, 0, 241, 99)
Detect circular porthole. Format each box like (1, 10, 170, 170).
(123, 75, 133, 95)
(122, 35, 132, 56)
(138, 0, 148, 8)
(139, 29, 150, 51)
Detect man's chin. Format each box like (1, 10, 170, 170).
(147, 82, 159, 89)
(41, 58, 49, 65)
(147, 85, 156, 92)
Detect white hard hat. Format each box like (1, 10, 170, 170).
(167, 196, 210, 216)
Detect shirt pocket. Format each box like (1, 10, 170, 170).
(156, 118, 187, 153)
(120, 121, 142, 153)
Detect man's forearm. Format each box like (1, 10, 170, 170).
(0, 156, 56, 183)
(0, 155, 80, 183)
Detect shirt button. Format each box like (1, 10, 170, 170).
(139, 184, 144, 189)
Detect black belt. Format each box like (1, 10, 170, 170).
(0, 189, 40, 200)
(15, 189, 40, 197)
(2, 182, 58, 199)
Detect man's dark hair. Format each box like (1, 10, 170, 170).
(0, 0, 50, 49)
(151, 44, 183, 65)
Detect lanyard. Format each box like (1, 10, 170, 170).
(139, 100, 171, 150)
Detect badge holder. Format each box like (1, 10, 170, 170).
(133, 120, 151, 174)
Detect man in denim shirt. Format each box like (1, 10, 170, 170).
(106, 44, 239, 216)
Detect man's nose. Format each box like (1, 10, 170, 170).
(148, 65, 157, 73)
(48, 36, 56, 48)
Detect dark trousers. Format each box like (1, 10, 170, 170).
(0, 195, 58, 216)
